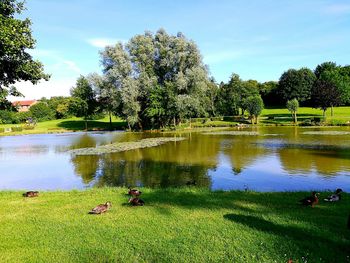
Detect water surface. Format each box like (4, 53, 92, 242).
(1, 127, 349, 191)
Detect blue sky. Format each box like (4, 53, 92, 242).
(14, 0, 350, 99)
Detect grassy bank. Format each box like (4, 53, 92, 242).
(0, 116, 127, 136)
(0, 188, 349, 262)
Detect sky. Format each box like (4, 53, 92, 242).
(12, 0, 350, 100)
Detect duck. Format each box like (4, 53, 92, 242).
(23, 191, 39, 197)
(128, 197, 145, 206)
(88, 201, 112, 214)
(324, 188, 343, 202)
(299, 191, 319, 207)
(128, 188, 142, 197)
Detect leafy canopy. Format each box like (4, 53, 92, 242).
(0, 0, 49, 108)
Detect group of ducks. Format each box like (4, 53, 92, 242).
(299, 188, 343, 207)
(22, 188, 145, 215)
(89, 188, 145, 214)
(300, 188, 350, 229)
(21, 188, 350, 228)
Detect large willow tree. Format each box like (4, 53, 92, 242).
(99, 29, 211, 129)
(0, 0, 49, 109)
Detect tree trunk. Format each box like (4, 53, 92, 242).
(323, 109, 326, 121)
(331, 105, 334, 117)
(189, 117, 192, 128)
(173, 117, 176, 129)
(294, 112, 297, 124)
(85, 120, 88, 131)
(109, 111, 112, 131)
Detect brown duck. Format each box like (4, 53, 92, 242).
(128, 197, 145, 206)
(89, 202, 112, 214)
(128, 188, 142, 197)
(299, 191, 319, 207)
(23, 191, 39, 197)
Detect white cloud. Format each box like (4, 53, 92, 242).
(323, 4, 350, 15)
(87, 38, 124, 48)
(9, 77, 76, 101)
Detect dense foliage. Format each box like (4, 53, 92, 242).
(0, 0, 49, 109)
(97, 29, 212, 129)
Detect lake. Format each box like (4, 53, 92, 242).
(1, 126, 350, 192)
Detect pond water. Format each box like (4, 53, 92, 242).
(1, 126, 350, 192)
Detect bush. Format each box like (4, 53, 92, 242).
(22, 125, 35, 130)
(16, 111, 32, 123)
(11, 126, 23, 132)
(29, 102, 55, 121)
(326, 119, 347, 126)
(210, 117, 222, 121)
(0, 110, 18, 124)
(0, 128, 4, 133)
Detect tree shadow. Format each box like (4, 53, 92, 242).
(57, 120, 127, 131)
(223, 213, 350, 257)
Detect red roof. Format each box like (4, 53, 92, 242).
(12, 100, 37, 106)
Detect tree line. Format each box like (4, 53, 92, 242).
(1, 1, 350, 128)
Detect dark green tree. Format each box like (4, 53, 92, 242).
(278, 68, 315, 102)
(0, 0, 49, 109)
(70, 76, 98, 130)
(311, 80, 342, 120)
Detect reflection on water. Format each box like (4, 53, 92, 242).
(0, 127, 350, 191)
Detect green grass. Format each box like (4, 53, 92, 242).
(261, 106, 350, 125)
(0, 116, 127, 136)
(0, 188, 349, 262)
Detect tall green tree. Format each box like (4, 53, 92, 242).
(70, 76, 98, 130)
(314, 62, 350, 115)
(100, 29, 211, 129)
(278, 68, 315, 102)
(311, 80, 342, 120)
(89, 73, 120, 130)
(0, 0, 49, 109)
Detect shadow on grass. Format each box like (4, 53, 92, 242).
(57, 120, 127, 131)
(223, 213, 350, 256)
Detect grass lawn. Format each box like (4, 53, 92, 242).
(260, 106, 350, 125)
(0, 116, 127, 136)
(0, 188, 349, 262)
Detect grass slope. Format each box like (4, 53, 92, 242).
(0, 188, 349, 262)
(0, 117, 127, 136)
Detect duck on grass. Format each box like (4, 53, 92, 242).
(3, 188, 349, 262)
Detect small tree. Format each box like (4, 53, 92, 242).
(286, 98, 299, 124)
(70, 76, 98, 130)
(311, 80, 342, 120)
(246, 95, 264, 124)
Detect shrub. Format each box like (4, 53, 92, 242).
(0, 110, 18, 124)
(29, 102, 55, 121)
(16, 111, 32, 123)
(11, 126, 23, 132)
(0, 128, 4, 133)
(327, 119, 347, 126)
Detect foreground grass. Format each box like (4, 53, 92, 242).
(0, 188, 349, 262)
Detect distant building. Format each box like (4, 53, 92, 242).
(12, 100, 38, 112)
